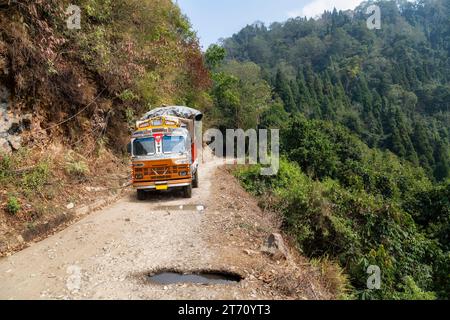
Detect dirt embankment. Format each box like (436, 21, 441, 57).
(0, 154, 337, 300)
(0, 142, 129, 257)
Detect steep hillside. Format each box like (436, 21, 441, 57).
(234, 116, 449, 300)
(203, 0, 450, 300)
(0, 0, 210, 152)
(0, 0, 211, 254)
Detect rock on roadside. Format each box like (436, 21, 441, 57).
(261, 233, 289, 261)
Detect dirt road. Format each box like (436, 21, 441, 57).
(0, 153, 332, 300)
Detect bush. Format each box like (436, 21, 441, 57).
(65, 159, 90, 178)
(393, 277, 437, 300)
(21, 161, 51, 193)
(119, 90, 139, 102)
(6, 196, 21, 215)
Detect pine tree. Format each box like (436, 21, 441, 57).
(412, 119, 435, 171)
(290, 79, 300, 111)
(274, 69, 296, 112)
(433, 140, 450, 181)
(296, 68, 312, 113)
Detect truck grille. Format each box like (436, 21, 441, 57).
(134, 165, 189, 181)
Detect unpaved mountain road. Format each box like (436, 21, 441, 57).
(0, 153, 332, 300)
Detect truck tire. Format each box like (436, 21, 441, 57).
(137, 190, 147, 201)
(193, 170, 199, 189)
(183, 184, 192, 198)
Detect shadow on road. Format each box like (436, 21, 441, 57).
(126, 189, 187, 204)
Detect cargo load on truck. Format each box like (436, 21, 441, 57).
(141, 106, 203, 122)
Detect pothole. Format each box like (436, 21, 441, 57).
(154, 204, 206, 212)
(147, 270, 243, 285)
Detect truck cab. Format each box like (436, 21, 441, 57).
(130, 108, 201, 200)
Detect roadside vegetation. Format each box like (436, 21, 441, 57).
(234, 116, 449, 299)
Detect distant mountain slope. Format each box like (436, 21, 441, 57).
(222, 0, 450, 181)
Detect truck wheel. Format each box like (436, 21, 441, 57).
(183, 184, 192, 198)
(137, 190, 147, 201)
(193, 170, 199, 189)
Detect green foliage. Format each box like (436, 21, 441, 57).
(0, 153, 12, 182)
(234, 115, 448, 299)
(405, 182, 450, 250)
(77, 25, 111, 73)
(432, 251, 450, 299)
(65, 158, 89, 179)
(236, 157, 441, 299)
(392, 277, 437, 300)
(0, 149, 30, 183)
(281, 115, 431, 202)
(83, 0, 113, 23)
(124, 107, 136, 128)
(210, 60, 275, 130)
(205, 44, 226, 70)
(118, 89, 139, 102)
(6, 196, 21, 215)
(21, 161, 51, 193)
(72, 0, 211, 119)
(404, 180, 450, 299)
(222, 0, 450, 181)
(274, 69, 296, 112)
(260, 102, 289, 129)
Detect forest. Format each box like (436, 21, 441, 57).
(215, 0, 449, 181)
(205, 0, 450, 299)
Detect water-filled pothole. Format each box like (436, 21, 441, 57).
(147, 270, 242, 285)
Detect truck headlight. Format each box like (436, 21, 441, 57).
(135, 174, 144, 179)
(179, 171, 188, 177)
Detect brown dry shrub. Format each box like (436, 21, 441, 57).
(312, 257, 354, 299)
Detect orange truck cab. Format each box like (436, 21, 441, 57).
(129, 106, 202, 200)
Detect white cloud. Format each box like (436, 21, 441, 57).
(288, 0, 363, 19)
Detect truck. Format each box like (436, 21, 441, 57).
(128, 106, 203, 200)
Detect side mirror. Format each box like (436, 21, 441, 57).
(194, 113, 203, 122)
(127, 142, 132, 155)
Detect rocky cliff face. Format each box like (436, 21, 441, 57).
(0, 85, 31, 153)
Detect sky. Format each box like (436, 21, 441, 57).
(177, 0, 364, 49)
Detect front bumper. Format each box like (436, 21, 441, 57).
(133, 179, 192, 190)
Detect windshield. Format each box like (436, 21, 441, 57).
(163, 136, 186, 154)
(133, 137, 155, 156)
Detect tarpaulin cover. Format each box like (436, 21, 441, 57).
(141, 106, 203, 121)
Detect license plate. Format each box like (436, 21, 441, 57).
(156, 185, 168, 190)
